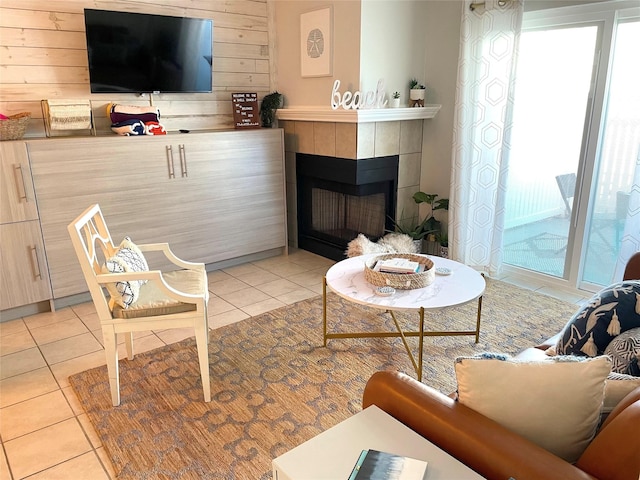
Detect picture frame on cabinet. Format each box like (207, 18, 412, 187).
(300, 6, 333, 78)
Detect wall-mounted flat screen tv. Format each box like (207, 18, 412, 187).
(84, 9, 213, 94)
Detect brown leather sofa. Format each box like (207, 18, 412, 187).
(363, 372, 640, 480)
(362, 253, 640, 480)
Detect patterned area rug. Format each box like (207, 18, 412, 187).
(69, 278, 578, 480)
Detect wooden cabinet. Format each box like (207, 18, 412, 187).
(0, 221, 51, 310)
(1, 142, 39, 223)
(0, 142, 51, 310)
(28, 129, 286, 299)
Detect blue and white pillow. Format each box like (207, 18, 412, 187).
(556, 281, 640, 358)
(102, 237, 149, 308)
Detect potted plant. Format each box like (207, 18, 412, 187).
(386, 212, 426, 252)
(388, 212, 428, 239)
(437, 231, 449, 258)
(390, 91, 401, 108)
(387, 191, 449, 252)
(409, 79, 426, 107)
(413, 191, 448, 232)
(260, 91, 283, 128)
(413, 191, 449, 254)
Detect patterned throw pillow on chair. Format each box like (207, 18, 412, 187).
(102, 237, 149, 308)
(556, 281, 640, 359)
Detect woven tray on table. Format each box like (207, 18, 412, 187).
(0, 112, 31, 141)
(364, 253, 435, 290)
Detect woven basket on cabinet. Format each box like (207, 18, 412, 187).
(0, 113, 31, 141)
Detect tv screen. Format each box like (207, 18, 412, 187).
(84, 9, 213, 94)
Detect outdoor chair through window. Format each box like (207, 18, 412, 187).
(555, 173, 577, 217)
(554, 173, 626, 250)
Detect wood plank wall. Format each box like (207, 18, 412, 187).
(0, 0, 271, 137)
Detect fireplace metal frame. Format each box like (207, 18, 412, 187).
(296, 154, 399, 260)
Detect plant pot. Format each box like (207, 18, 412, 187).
(412, 239, 422, 253)
(422, 239, 438, 255)
(390, 98, 400, 108)
(261, 113, 276, 128)
(409, 89, 425, 101)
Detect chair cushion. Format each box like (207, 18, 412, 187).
(112, 269, 208, 319)
(454, 353, 611, 463)
(102, 237, 149, 308)
(556, 281, 640, 357)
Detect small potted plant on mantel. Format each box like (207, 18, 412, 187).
(260, 91, 284, 128)
(390, 91, 401, 108)
(409, 79, 426, 107)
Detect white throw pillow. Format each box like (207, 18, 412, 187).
(102, 237, 149, 308)
(454, 353, 611, 463)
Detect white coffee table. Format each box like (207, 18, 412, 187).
(323, 254, 486, 381)
(272, 404, 485, 480)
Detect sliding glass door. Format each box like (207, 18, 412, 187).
(582, 19, 640, 285)
(503, 24, 599, 278)
(502, 2, 639, 292)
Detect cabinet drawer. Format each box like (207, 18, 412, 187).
(1, 142, 38, 224)
(0, 221, 51, 309)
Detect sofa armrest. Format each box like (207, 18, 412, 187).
(535, 331, 563, 350)
(362, 371, 596, 480)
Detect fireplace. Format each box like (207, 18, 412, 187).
(297, 153, 399, 261)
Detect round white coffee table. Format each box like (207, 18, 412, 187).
(323, 254, 486, 381)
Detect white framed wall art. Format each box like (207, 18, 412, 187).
(300, 7, 333, 77)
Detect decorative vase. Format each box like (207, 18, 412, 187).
(412, 239, 422, 253)
(409, 89, 425, 101)
(440, 245, 449, 259)
(390, 98, 401, 108)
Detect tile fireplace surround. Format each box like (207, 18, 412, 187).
(277, 106, 441, 253)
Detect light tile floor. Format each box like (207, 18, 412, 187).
(0, 248, 589, 479)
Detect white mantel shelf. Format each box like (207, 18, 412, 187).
(276, 105, 441, 123)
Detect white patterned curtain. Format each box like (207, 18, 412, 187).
(449, 0, 523, 275)
(614, 145, 640, 280)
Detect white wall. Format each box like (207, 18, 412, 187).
(420, 0, 464, 203)
(359, 0, 429, 104)
(273, 0, 431, 108)
(273, 0, 361, 107)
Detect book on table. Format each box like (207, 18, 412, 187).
(348, 449, 428, 479)
(375, 258, 421, 274)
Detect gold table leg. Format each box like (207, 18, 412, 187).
(475, 295, 483, 343)
(387, 308, 424, 381)
(323, 279, 482, 382)
(323, 276, 328, 347)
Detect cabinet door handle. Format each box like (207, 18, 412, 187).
(14, 164, 30, 202)
(179, 144, 187, 177)
(29, 245, 43, 280)
(166, 145, 175, 178)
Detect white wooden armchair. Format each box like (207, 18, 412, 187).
(67, 204, 211, 406)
